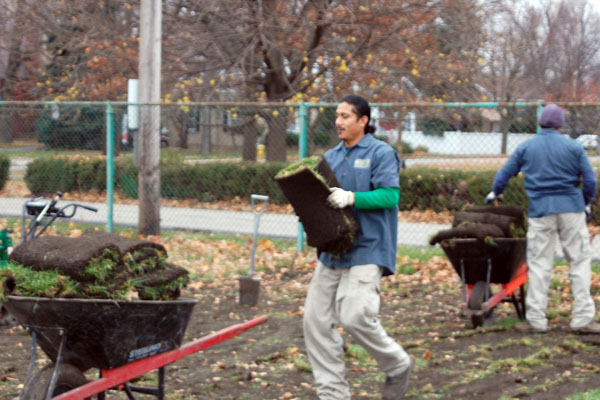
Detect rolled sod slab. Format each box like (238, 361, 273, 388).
(275, 156, 359, 256)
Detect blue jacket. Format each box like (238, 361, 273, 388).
(492, 128, 597, 218)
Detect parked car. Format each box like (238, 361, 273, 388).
(121, 129, 169, 148)
(575, 134, 598, 150)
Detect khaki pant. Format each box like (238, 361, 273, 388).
(526, 212, 596, 330)
(303, 262, 411, 399)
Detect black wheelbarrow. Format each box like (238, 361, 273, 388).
(3, 295, 266, 399)
(440, 238, 528, 328)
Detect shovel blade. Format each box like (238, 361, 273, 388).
(238, 277, 261, 306)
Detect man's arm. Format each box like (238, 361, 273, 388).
(492, 151, 522, 195)
(580, 151, 597, 204)
(354, 187, 399, 209)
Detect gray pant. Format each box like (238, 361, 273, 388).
(303, 262, 411, 399)
(526, 212, 596, 330)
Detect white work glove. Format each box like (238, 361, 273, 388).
(585, 205, 592, 222)
(327, 187, 355, 208)
(485, 191, 496, 204)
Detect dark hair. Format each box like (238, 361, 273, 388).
(339, 95, 376, 134)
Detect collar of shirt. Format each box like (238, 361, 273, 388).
(539, 128, 561, 135)
(332, 134, 373, 153)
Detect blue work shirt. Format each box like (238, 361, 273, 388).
(319, 134, 401, 275)
(492, 128, 597, 218)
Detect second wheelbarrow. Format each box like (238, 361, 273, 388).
(440, 238, 528, 328)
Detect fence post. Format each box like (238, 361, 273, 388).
(536, 100, 543, 134)
(297, 102, 308, 252)
(105, 101, 115, 233)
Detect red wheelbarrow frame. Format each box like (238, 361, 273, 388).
(52, 315, 267, 400)
(466, 263, 528, 313)
(463, 263, 528, 321)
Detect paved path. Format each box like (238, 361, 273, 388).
(3, 196, 599, 258)
(0, 197, 448, 247)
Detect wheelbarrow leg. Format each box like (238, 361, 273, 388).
(510, 294, 524, 320)
(158, 366, 165, 400)
(123, 366, 166, 399)
(460, 259, 468, 313)
(20, 329, 38, 399)
(122, 384, 137, 400)
(45, 330, 67, 400)
(509, 284, 527, 320)
(517, 285, 527, 319)
(98, 371, 106, 400)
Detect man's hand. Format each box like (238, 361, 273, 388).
(485, 191, 496, 204)
(327, 187, 355, 208)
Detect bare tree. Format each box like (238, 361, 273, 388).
(160, 0, 486, 160)
(481, 0, 600, 101)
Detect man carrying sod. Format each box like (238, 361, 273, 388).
(303, 95, 412, 400)
(487, 103, 600, 334)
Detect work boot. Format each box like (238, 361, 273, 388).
(382, 359, 413, 400)
(571, 321, 600, 334)
(514, 321, 547, 334)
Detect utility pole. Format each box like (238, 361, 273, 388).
(138, 0, 162, 235)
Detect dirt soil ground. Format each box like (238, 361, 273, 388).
(0, 181, 598, 399)
(1, 247, 600, 400)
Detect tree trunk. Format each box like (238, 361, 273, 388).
(266, 115, 287, 162)
(242, 120, 258, 161)
(395, 112, 406, 155)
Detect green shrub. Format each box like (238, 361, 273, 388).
(30, 156, 600, 219)
(0, 153, 9, 190)
(286, 132, 299, 146)
(398, 168, 529, 211)
(421, 118, 454, 136)
(312, 131, 332, 146)
(36, 107, 105, 150)
(113, 156, 288, 204)
(25, 156, 95, 195)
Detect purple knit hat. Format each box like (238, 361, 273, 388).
(538, 104, 565, 128)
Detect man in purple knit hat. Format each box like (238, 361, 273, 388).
(486, 103, 599, 334)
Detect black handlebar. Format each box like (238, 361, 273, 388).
(21, 194, 99, 243)
(56, 203, 98, 218)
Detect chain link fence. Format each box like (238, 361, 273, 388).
(0, 101, 599, 247)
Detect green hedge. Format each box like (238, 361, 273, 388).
(0, 153, 9, 190)
(117, 157, 288, 203)
(399, 168, 527, 211)
(25, 156, 106, 195)
(25, 156, 289, 204)
(23, 156, 600, 221)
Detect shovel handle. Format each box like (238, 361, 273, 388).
(251, 194, 269, 214)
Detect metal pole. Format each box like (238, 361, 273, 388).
(105, 101, 115, 233)
(138, 0, 162, 235)
(297, 103, 308, 252)
(536, 100, 543, 134)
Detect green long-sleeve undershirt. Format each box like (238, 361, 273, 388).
(353, 187, 399, 210)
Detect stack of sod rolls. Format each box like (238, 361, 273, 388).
(429, 205, 527, 246)
(275, 156, 360, 256)
(1, 230, 188, 301)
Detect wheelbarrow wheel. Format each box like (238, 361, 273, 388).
(21, 363, 88, 400)
(469, 281, 494, 328)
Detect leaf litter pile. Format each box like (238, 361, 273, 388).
(0, 218, 600, 399)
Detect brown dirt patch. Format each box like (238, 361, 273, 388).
(1, 251, 599, 399)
